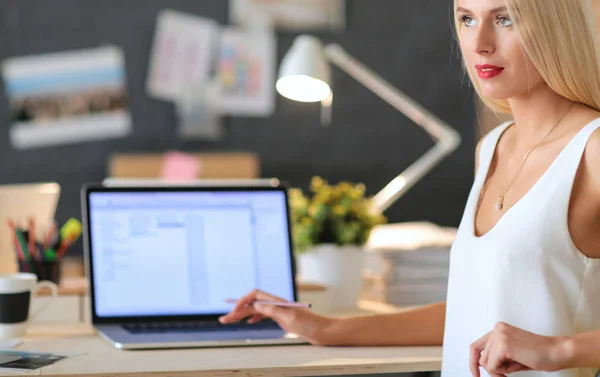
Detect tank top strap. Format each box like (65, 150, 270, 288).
(553, 118, 600, 192)
(534, 118, 600, 247)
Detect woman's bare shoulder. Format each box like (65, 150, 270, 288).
(580, 109, 600, 202)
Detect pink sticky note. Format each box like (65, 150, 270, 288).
(161, 151, 201, 181)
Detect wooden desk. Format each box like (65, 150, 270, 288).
(10, 324, 442, 377)
(22, 274, 442, 376)
(36, 278, 88, 296)
(32, 278, 89, 324)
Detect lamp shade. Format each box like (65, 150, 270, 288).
(276, 35, 331, 102)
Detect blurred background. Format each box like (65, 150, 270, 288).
(0, 0, 485, 258)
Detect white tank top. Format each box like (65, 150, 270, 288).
(442, 119, 600, 377)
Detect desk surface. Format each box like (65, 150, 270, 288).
(10, 324, 442, 377)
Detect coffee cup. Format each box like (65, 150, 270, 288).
(0, 273, 58, 338)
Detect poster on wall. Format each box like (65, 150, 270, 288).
(146, 9, 219, 102)
(1, 46, 132, 149)
(229, 0, 345, 31)
(216, 28, 276, 116)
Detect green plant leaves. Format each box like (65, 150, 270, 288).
(289, 176, 387, 254)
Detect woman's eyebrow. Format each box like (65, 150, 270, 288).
(456, 6, 508, 14)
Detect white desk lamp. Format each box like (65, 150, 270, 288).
(276, 35, 462, 213)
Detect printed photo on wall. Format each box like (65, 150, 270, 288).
(146, 9, 219, 102)
(1, 46, 132, 149)
(216, 28, 276, 117)
(229, 0, 345, 31)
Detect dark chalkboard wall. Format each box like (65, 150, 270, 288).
(0, 0, 476, 256)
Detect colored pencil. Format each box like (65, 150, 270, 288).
(224, 299, 311, 308)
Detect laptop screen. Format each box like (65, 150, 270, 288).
(87, 189, 295, 318)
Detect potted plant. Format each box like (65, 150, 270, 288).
(289, 176, 387, 309)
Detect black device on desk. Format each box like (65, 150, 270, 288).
(81, 183, 306, 350)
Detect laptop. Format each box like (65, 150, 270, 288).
(101, 177, 281, 187)
(81, 184, 307, 349)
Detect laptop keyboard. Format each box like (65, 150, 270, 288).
(122, 320, 281, 334)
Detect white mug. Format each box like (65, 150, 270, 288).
(0, 273, 58, 338)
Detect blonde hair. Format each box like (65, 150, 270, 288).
(454, 0, 600, 114)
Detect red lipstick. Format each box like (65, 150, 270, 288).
(475, 64, 504, 79)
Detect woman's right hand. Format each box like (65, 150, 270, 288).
(218, 289, 335, 346)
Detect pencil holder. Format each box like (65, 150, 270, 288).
(18, 259, 61, 285)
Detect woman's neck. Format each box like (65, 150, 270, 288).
(506, 84, 575, 150)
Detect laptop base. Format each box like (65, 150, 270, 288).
(96, 324, 308, 350)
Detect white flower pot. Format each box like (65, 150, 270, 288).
(297, 244, 364, 310)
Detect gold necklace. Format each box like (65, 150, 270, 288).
(494, 103, 574, 211)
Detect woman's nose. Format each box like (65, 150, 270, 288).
(472, 25, 495, 55)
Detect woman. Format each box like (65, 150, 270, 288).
(220, 0, 600, 375)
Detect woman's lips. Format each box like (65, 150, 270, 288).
(475, 64, 504, 79)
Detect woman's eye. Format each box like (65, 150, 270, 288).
(460, 15, 477, 27)
(497, 16, 513, 27)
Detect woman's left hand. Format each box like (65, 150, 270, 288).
(469, 322, 569, 377)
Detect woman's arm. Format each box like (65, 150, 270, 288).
(562, 330, 600, 369)
(470, 322, 600, 376)
(219, 289, 446, 346)
(322, 301, 446, 346)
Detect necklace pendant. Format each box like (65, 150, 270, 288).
(495, 196, 504, 211)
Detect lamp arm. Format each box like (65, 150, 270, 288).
(323, 44, 462, 213)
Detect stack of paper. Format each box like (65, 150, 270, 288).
(362, 222, 456, 307)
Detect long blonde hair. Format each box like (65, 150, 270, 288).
(454, 0, 600, 114)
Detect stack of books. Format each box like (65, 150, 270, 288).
(361, 222, 456, 307)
